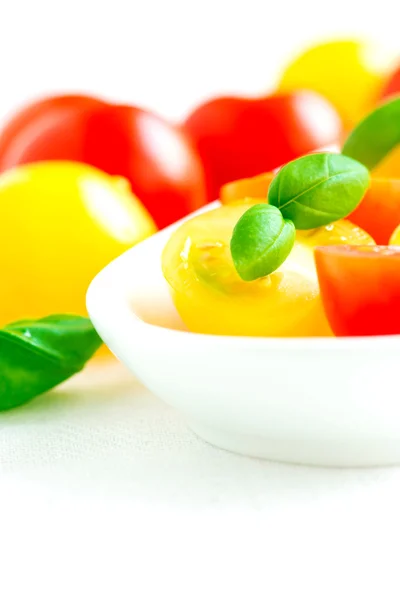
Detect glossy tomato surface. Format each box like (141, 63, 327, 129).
(381, 65, 400, 99)
(220, 172, 275, 204)
(279, 40, 388, 129)
(315, 245, 400, 336)
(349, 177, 400, 244)
(0, 161, 155, 326)
(0, 95, 208, 228)
(183, 92, 342, 201)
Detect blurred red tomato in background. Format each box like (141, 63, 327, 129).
(183, 91, 343, 201)
(0, 95, 208, 228)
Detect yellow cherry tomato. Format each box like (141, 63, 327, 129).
(389, 222, 400, 245)
(279, 40, 389, 130)
(162, 203, 374, 337)
(0, 161, 156, 325)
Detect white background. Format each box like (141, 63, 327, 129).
(1, 1, 400, 599)
(0, 0, 399, 123)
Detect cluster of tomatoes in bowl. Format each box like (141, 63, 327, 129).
(161, 40, 400, 340)
(0, 39, 400, 335)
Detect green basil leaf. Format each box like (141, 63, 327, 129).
(268, 153, 370, 230)
(342, 97, 400, 170)
(230, 204, 295, 281)
(0, 315, 102, 411)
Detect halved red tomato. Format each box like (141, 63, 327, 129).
(315, 245, 400, 336)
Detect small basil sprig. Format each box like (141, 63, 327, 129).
(342, 97, 400, 170)
(0, 315, 102, 411)
(268, 153, 370, 230)
(230, 204, 295, 281)
(230, 152, 371, 281)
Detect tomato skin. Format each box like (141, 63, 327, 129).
(0, 95, 107, 166)
(0, 161, 156, 326)
(183, 92, 342, 201)
(220, 172, 275, 204)
(349, 178, 400, 244)
(279, 40, 387, 129)
(315, 245, 400, 336)
(0, 95, 207, 229)
(381, 65, 400, 99)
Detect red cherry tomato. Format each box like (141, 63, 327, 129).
(349, 177, 400, 244)
(0, 95, 207, 229)
(315, 245, 400, 336)
(381, 65, 400, 99)
(183, 91, 343, 201)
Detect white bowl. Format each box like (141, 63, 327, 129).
(87, 202, 400, 467)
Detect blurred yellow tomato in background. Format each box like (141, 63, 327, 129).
(372, 145, 400, 179)
(279, 40, 390, 129)
(0, 161, 156, 325)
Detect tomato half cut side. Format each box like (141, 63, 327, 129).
(315, 245, 400, 336)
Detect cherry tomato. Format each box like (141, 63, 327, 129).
(279, 40, 388, 130)
(0, 161, 155, 326)
(381, 65, 400, 99)
(183, 92, 342, 201)
(0, 95, 207, 229)
(220, 143, 340, 204)
(220, 172, 275, 204)
(349, 177, 400, 244)
(315, 245, 400, 336)
(162, 202, 373, 337)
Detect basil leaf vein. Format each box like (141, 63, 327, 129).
(0, 315, 102, 411)
(268, 153, 370, 229)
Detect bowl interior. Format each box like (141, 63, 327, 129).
(88, 201, 400, 352)
(124, 225, 188, 331)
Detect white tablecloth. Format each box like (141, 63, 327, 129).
(1, 360, 400, 599)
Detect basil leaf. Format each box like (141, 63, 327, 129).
(0, 315, 102, 411)
(342, 97, 400, 170)
(268, 153, 370, 230)
(230, 204, 295, 281)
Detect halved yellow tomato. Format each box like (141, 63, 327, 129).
(162, 203, 374, 337)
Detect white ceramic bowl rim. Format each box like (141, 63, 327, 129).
(87, 201, 400, 466)
(87, 197, 400, 355)
(88, 255, 400, 354)
(128, 314, 400, 351)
